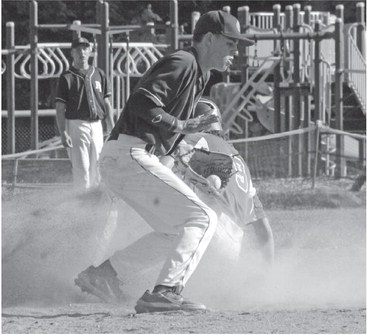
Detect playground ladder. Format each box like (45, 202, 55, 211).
(222, 56, 281, 134)
(345, 25, 366, 115)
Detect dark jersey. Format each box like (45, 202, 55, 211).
(110, 47, 210, 155)
(55, 66, 111, 121)
(184, 133, 265, 225)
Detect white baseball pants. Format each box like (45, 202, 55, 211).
(66, 119, 104, 190)
(99, 134, 218, 290)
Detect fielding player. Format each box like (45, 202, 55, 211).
(75, 99, 274, 312)
(55, 37, 115, 190)
(75, 11, 254, 313)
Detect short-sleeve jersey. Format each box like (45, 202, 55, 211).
(111, 47, 210, 155)
(55, 66, 111, 121)
(183, 133, 266, 225)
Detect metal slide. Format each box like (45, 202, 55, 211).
(221, 56, 281, 135)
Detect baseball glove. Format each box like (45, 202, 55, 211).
(175, 148, 234, 194)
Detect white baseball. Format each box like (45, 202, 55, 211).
(206, 174, 221, 189)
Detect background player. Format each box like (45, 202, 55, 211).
(55, 37, 115, 191)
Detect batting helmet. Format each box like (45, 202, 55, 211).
(194, 97, 223, 131)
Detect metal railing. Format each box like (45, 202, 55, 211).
(249, 11, 336, 29)
(345, 23, 366, 114)
(1, 42, 168, 80)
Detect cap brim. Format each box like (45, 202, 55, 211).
(222, 32, 254, 46)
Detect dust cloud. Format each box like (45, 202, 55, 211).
(2, 187, 148, 307)
(185, 209, 366, 311)
(2, 188, 366, 311)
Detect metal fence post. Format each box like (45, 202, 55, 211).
(169, 0, 178, 52)
(30, 0, 39, 150)
(356, 3, 366, 66)
(237, 6, 250, 86)
(285, 5, 293, 177)
(6, 22, 15, 154)
(356, 2, 366, 170)
(314, 21, 321, 122)
(304, 5, 312, 176)
(335, 16, 346, 178)
(97, 0, 109, 77)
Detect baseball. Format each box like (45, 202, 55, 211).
(206, 174, 221, 189)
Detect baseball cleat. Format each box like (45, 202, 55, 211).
(134, 289, 206, 313)
(74, 265, 124, 303)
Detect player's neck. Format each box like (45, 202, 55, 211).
(73, 61, 90, 71)
(193, 45, 211, 74)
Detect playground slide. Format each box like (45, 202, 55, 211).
(210, 57, 281, 135)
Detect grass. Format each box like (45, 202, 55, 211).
(254, 176, 366, 209)
(2, 175, 366, 209)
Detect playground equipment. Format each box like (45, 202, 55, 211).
(209, 3, 366, 178)
(1, 0, 366, 181)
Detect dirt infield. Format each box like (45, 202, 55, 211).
(1, 184, 366, 334)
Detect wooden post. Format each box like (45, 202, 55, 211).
(97, 0, 109, 77)
(356, 3, 366, 67)
(237, 6, 250, 86)
(304, 5, 312, 176)
(6, 22, 15, 154)
(125, 31, 130, 101)
(237, 6, 250, 160)
(273, 5, 281, 52)
(285, 5, 293, 177)
(72, 20, 81, 39)
(356, 2, 366, 171)
(222, 5, 232, 82)
(273, 5, 282, 134)
(170, 0, 178, 52)
(314, 21, 321, 123)
(334, 17, 346, 178)
(293, 4, 303, 176)
(335, 5, 344, 22)
(30, 0, 39, 151)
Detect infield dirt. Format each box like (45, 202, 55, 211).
(1, 183, 366, 334)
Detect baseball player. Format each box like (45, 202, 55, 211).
(179, 98, 274, 265)
(55, 37, 115, 190)
(75, 11, 254, 313)
(74, 98, 274, 310)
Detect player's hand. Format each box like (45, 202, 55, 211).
(61, 131, 73, 148)
(177, 142, 194, 156)
(175, 112, 219, 134)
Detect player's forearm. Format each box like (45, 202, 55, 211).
(55, 101, 67, 135)
(104, 98, 115, 131)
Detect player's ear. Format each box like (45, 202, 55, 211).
(203, 32, 215, 46)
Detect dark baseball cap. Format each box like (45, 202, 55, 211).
(71, 37, 90, 48)
(194, 10, 254, 46)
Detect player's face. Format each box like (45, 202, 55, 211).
(209, 34, 238, 72)
(71, 44, 92, 66)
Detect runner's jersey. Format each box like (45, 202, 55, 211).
(184, 133, 265, 225)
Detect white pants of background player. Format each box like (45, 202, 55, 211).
(66, 119, 104, 190)
(99, 134, 217, 290)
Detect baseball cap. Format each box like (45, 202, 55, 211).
(193, 10, 254, 46)
(71, 37, 90, 48)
